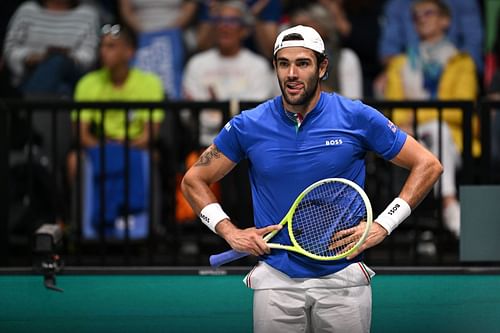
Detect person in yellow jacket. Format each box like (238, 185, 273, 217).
(384, 0, 479, 238)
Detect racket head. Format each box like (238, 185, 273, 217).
(285, 178, 373, 261)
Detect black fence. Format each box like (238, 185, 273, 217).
(0, 99, 498, 268)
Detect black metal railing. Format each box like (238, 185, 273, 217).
(0, 99, 498, 267)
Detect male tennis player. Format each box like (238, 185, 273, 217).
(182, 25, 443, 332)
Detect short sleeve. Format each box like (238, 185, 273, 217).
(213, 115, 246, 164)
(356, 102, 407, 160)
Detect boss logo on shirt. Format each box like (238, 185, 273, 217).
(325, 139, 343, 146)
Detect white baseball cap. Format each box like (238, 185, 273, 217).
(273, 25, 325, 56)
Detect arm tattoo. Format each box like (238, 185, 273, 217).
(194, 146, 222, 167)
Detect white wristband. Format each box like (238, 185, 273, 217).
(199, 203, 230, 234)
(375, 198, 411, 235)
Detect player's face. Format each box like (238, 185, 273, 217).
(274, 47, 327, 107)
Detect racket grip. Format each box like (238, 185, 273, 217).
(209, 249, 249, 267)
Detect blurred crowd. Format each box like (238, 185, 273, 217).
(1, 0, 500, 242)
(0, 0, 498, 102)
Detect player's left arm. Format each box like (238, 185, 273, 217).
(390, 135, 443, 209)
(348, 135, 442, 259)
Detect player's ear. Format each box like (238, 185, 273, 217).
(319, 57, 329, 80)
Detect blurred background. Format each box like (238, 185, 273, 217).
(0, 0, 499, 269)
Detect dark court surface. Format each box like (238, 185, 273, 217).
(0, 266, 499, 333)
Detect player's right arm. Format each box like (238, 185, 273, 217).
(181, 144, 280, 256)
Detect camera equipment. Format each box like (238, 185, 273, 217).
(33, 224, 64, 292)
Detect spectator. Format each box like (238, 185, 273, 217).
(384, 0, 478, 238)
(3, 0, 99, 98)
(69, 23, 164, 163)
(379, 0, 483, 72)
(182, 0, 276, 147)
(289, 3, 363, 99)
(66, 24, 164, 232)
(375, 0, 483, 98)
(196, 0, 282, 60)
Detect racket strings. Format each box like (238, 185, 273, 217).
(291, 182, 367, 258)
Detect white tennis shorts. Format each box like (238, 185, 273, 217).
(245, 261, 374, 333)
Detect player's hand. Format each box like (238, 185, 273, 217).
(346, 222, 388, 260)
(329, 221, 368, 252)
(224, 224, 282, 257)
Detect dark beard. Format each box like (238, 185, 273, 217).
(279, 74, 320, 107)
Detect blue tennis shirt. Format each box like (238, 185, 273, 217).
(214, 92, 407, 278)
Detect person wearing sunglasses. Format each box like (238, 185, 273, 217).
(182, 1, 276, 146)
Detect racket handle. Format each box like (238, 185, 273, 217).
(209, 249, 249, 267)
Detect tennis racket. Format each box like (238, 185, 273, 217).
(209, 178, 373, 268)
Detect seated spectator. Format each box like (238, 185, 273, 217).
(289, 3, 363, 99)
(70, 24, 164, 152)
(182, 0, 276, 147)
(66, 24, 164, 232)
(375, 0, 483, 98)
(196, 0, 282, 60)
(2, 0, 99, 97)
(384, 0, 479, 238)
